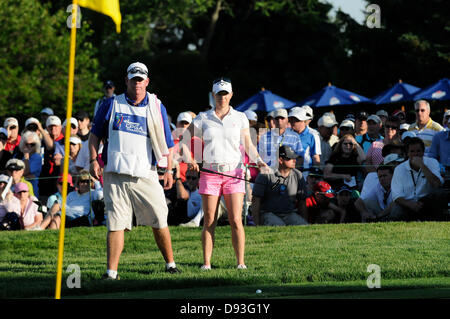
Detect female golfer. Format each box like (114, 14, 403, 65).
(184, 77, 267, 270)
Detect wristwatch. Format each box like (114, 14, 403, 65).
(90, 158, 97, 163)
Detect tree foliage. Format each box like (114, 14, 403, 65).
(0, 0, 100, 121)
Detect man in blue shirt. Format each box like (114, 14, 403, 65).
(356, 114, 384, 154)
(258, 108, 303, 169)
(89, 62, 180, 279)
(288, 107, 320, 174)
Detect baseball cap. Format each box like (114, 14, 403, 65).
(13, 182, 29, 193)
(127, 62, 148, 80)
(340, 119, 355, 129)
(46, 115, 61, 127)
(392, 109, 405, 117)
(288, 107, 309, 121)
(272, 109, 288, 118)
(401, 131, 416, 140)
(345, 114, 356, 122)
(176, 112, 192, 124)
(63, 117, 78, 128)
(69, 136, 82, 145)
(356, 111, 368, 120)
(4, 117, 18, 128)
(313, 181, 335, 198)
(336, 185, 352, 194)
(244, 110, 258, 122)
(318, 115, 338, 128)
(302, 105, 314, 120)
(376, 110, 388, 117)
(40, 107, 54, 115)
(383, 153, 404, 165)
(212, 77, 232, 94)
(266, 110, 275, 119)
(0, 174, 9, 184)
(104, 80, 115, 88)
(399, 123, 410, 130)
(367, 114, 381, 124)
(25, 117, 40, 127)
(279, 145, 298, 159)
(6, 159, 25, 170)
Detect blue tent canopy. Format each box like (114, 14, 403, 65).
(371, 80, 421, 104)
(235, 89, 296, 112)
(413, 78, 450, 101)
(297, 83, 371, 107)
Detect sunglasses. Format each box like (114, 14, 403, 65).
(16, 190, 28, 194)
(385, 125, 398, 130)
(25, 143, 36, 148)
(213, 77, 231, 84)
(8, 126, 17, 130)
(342, 142, 353, 146)
(128, 67, 148, 76)
(281, 156, 295, 161)
(415, 109, 427, 113)
(78, 180, 90, 185)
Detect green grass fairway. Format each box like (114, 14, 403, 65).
(1, 222, 449, 299)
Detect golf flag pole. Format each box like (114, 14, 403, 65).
(55, 0, 79, 300)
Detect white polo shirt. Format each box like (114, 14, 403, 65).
(391, 156, 443, 202)
(192, 107, 249, 164)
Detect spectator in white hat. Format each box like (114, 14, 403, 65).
(339, 119, 355, 138)
(288, 107, 320, 172)
(355, 114, 383, 154)
(3, 117, 21, 155)
(18, 131, 43, 197)
(37, 115, 64, 197)
(244, 110, 258, 128)
(317, 115, 338, 165)
(0, 128, 13, 171)
(258, 108, 304, 169)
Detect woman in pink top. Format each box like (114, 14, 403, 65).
(366, 116, 402, 172)
(14, 182, 42, 230)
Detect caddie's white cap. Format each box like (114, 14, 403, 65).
(244, 110, 258, 122)
(288, 107, 309, 121)
(176, 112, 192, 124)
(127, 62, 148, 80)
(4, 117, 18, 128)
(212, 78, 232, 94)
(25, 117, 40, 127)
(46, 115, 61, 127)
(318, 115, 338, 128)
(63, 117, 78, 128)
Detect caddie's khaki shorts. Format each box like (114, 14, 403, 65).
(103, 171, 168, 231)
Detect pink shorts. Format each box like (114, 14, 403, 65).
(199, 168, 245, 196)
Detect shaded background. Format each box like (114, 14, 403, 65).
(1, 0, 448, 124)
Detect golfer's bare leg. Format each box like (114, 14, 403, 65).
(107, 230, 124, 271)
(201, 194, 220, 267)
(223, 193, 246, 266)
(152, 227, 174, 263)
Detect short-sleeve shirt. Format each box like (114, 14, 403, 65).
(252, 168, 307, 214)
(91, 93, 174, 166)
(258, 128, 304, 167)
(191, 107, 249, 164)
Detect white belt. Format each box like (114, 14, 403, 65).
(203, 162, 242, 173)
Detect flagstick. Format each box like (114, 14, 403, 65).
(55, 0, 78, 300)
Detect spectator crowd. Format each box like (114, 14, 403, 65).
(1, 79, 449, 231)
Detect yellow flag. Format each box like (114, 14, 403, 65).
(78, 0, 121, 33)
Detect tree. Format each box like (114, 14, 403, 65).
(0, 0, 101, 122)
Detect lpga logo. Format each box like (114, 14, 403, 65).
(367, 264, 381, 289)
